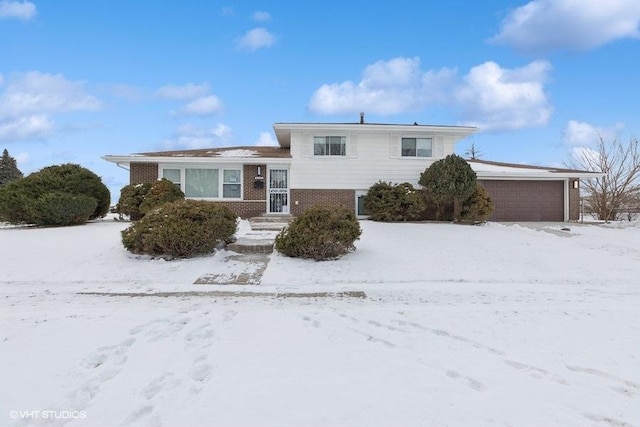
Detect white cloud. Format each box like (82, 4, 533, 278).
(453, 60, 553, 131)
(0, 71, 102, 118)
(0, 73, 4, 86)
(309, 57, 456, 115)
(14, 151, 29, 166)
(161, 123, 233, 150)
(252, 11, 271, 22)
(254, 131, 277, 147)
(237, 27, 276, 52)
(110, 83, 144, 101)
(156, 82, 211, 100)
(308, 57, 552, 131)
(0, 1, 36, 20)
(177, 95, 222, 116)
(491, 0, 640, 53)
(563, 120, 624, 146)
(0, 115, 54, 142)
(0, 71, 102, 142)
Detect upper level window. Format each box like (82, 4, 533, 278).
(401, 137, 433, 157)
(314, 136, 346, 156)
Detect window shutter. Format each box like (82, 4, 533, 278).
(349, 134, 358, 158)
(389, 134, 399, 158)
(435, 136, 445, 158)
(302, 134, 311, 157)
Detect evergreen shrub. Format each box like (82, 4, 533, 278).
(364, 181, 426, 221)
(0, 163, 110, 225)
(460, 184, 494, 223)
(116, 183, 152, 220)
(275, 205, 361, 261)
(30, 192, 98, 226)
(121, 200, 237, 258)
(138, 178, 184, 215)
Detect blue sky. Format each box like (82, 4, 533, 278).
(1, 0, 639, 199)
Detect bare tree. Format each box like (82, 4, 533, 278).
(569, 136, 640, 221)
(464, 142, 482, 160)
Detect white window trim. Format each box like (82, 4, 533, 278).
(160, 165, 243, 200)
(399, 136, 434, 159)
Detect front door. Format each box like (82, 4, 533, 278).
(268, 169, 289, 214)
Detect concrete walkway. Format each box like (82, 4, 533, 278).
(193, 218, 284, 285)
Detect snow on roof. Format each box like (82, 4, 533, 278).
(215, 149, 259, 157)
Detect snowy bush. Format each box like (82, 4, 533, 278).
(138, 178, 184, 215)
(275, 205, 361, 261)
(116, 183, 152, 220)
(364, 181, 426, 222)
(121, 199, 237, 258)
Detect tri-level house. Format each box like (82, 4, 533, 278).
(103, 117, 600, 221)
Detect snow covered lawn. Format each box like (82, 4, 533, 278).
(1, 219, 639, 426)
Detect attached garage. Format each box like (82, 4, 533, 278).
(480, 180, 565, 221)
(469, 159, 602, 222)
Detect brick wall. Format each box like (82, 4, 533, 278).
(569, 178, 580, 221)
(243, 164, 267, 201)
(290, 189, 355, 216)
(130, 163, 158, 184)
(212, 201, 266, 219)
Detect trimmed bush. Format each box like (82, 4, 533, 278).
(364, 181, 426, 221)
(138, 178, 184, 215)
(460, 184, 494, 223)
(30, 192, 98, 226)
(275, 205, 362, 261)
(0, 163, 110, 225)
(121, 200, 237, 258)
(116, 183, 152, 220)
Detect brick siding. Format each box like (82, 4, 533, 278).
(569, 178, 580, 221)
(243, 164, 267, 201)
(212, 201, 266, 218)
(290, 189, 355, 216)
(130, 163, 158, 184)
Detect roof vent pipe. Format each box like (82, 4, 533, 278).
(359, 112, 365, 124)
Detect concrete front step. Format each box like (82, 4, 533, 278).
(227, 238, 275, 254)
(248, 215, 294, 231)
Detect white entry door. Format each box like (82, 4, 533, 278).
(268, 169, 289, 214)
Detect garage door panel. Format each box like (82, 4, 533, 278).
(481, 180, 564, 221)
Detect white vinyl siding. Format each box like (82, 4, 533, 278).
(289, 131, 460, 189)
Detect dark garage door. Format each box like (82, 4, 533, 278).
(481, 180, 564, 221)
